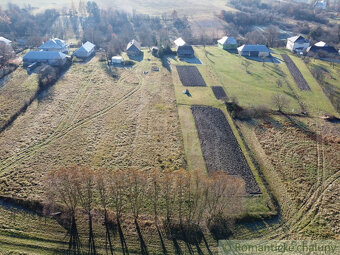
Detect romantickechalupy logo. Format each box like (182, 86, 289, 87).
(218, 240, 339, 254)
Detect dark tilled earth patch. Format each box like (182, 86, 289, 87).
(281, 54, 311, 91)
(176, 66, 206, 87)
(211, 86, 228, 100)
(191, 105, 261, 194)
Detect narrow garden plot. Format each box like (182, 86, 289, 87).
(282, 54, 311, 91)
(191, 105, 261, 194)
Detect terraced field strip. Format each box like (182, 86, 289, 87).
(176, 66, 207, 87)
(281, 54, 311, 91)
(191, 105, 261, 194)
(211, 86, 228, 100)
(177, 105, 206, 172)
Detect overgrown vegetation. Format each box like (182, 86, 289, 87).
(44, 166, 245, 254)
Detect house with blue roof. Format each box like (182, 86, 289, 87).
(38, 38, 68, 53)
(23, 51, 68, 67)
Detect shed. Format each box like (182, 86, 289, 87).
(73, 41, 95, 58)
(23, 51, 68, 67)
(111, 56, 123, 64)
(237, 45, 270, 57)
(126, 39, 142, 57)
(0, 36, 11, 45)
(217, 36, 237, 50)
(151, 47, 159, 57)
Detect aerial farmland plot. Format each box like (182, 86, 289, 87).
(176, 65, 207, 87)
(281, 54, 311, 91)
(191, 105, 261, 194)
(211, 86, 228, 100)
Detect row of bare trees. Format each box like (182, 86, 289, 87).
(44, 166, 245, 255)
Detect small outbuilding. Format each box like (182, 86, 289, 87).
(237, 45, 270, 57)
(0, 36, 12, 45)
(217, 36, 237, 50)
(151, 47, 159, 57)
(126, 39, 142, 57)
(39, 38, 69, 53)
(111, 56, 123, 64)
(23, 51, 68, 67)
(73, 41, 95, 59)
(286, 35, 310, 52)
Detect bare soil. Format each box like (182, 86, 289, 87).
(176, 66, 207, 87)
(282, 54, 311, 91)
(191, 105, 261, 194)
(211, 86, 228, 100)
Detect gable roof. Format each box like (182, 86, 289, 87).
(314, 41, 328, 47)
(0, 36, 11, 45)
(75, 41, 95, 54)
(39, 38, 68, 50)
(288, 35, 309, 44)
(126, 39, 141, 51)
(237, 44, 270, 52)
(307, 45, 338, 54)
(177, 45, 194, 54)
(23, 51, 68, 60)
(174, 37, 186, 47)
(218, 36, 237, 45)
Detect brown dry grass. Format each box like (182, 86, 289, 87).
(253, 116, 340, 238)
(0, 53, 185, 200)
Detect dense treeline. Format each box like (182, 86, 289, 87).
(0, 2, 193, 58)
(0, 4, 59, 46)
(44, 166, 245, 254)
(221, 0, 340, 47)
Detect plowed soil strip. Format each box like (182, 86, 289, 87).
(176, 66, 206, 87)
(191, 105, 261, 194)
(211, 86, 228, 100)
(281, 54, 311, 91)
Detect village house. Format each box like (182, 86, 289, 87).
(38, 38, 69, 53)
(237, 45, 270, 57)
(126, 39, 142, 57)
(307, 41, 338, 57)
(0, 36, 12, 46)
(217, 36, 237, 50)
(73, 41, 95, 59)
(286, 35, 310, 52)
(23, 51, 68, 67)
(174, 38, 194, 58)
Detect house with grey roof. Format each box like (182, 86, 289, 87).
(73, 41, 95, 59)
(126, 39, 142, 57)
(286, 35, 310, 52)
(237, 45, 270, 57)
(23, 51, 68, 67)
(217, 36, 237, 50)
(0, 36, 12, 46)
(38, 38, 68, 53)
(177, 45, 195, 58)
(307, 41, 338, 57)
(174, 38, 195, 58)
